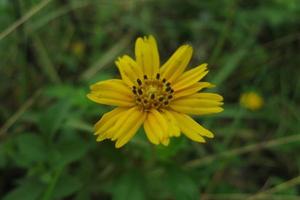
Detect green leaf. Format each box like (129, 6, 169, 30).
(17, 133, 46, 161)
(3, 178, 45, 200)
(12, 133, 47, 167)
(155, 137, 188, 161)
(112, 172, 146, 200)
(38, 101, 72, 138)
(44, 85, 88, 107)
(52, 173, 83, 199)
(167, 168, 199, 200)
(50, 135, 90, 167)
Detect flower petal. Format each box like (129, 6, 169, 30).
(87, 79, 135, 107)
(135, 35, 160, 79)
(192, 93, 224, 101)
(161, 109, 181, 137)
(170, 104, 223, 116)
(115, 108, 146, 148)
(95, 107, 145, 147)
(143, 109, 169, 145)
(170, 92, 224, 115)
(172, 63, 208, 91)
(115, 55, 143, 86)
(173, 82, 215, 99)
(94, 107, 127, 134)
(107, 107, 139, 141)
(160, 45, 193, 83)
(94, 108, 130, 141)
(170, 111, 214, 141)
(143, 118, 159, 145)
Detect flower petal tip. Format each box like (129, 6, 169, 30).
(115, 143, 124, 149)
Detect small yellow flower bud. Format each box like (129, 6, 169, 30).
(240, 91, 264, 111)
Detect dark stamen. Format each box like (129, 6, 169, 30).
(162, 78, 167, 83)
(168, 95, 173, 99)
(154, 102, 158, 106)
(137, 79, 142, 85)
(159, 97, 164, 101)
(138, 89, 143, 95)
(150, 94, 155, 99)
(166, 82, 171, 87)
(166, 87, 171, 92)
(133, 86, 136, 89)
(137, 98, 141, 102)
(156, 73, 160, 80)
(164, 101, 169, 105)
(170, 89, 174, 93)
(132, 89, 137, 94)
(143, 75, 148, 80)
(144, 99, 148, 104)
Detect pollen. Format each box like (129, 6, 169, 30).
(132, 73, 174, 111)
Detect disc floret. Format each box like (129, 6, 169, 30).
(132, 73, 174, 111)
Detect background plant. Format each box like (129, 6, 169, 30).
(0, 0, 300, 199)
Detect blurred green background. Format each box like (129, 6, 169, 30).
(1, 0, 300, 199)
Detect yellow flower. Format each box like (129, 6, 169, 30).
(70, 41, 85, 56)
(87, 35, 224, 148)
(240, 91, 264, 111)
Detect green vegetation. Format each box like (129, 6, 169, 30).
(1, 0, 300, 199)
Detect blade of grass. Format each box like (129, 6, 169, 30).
(30, 0, 91, 32)
(0, 89, 41, 139)
(211, 49, 247, 87)
(80, 33, 133, 81)
(0, 0, 53, 41)
(184, 133, 300, 168)
(208, 0, 236, 64)
(31, 32, 61, 83)
(248, 175, 300, 200)
(203, 193, 300, 200)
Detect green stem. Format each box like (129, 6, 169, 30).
(42, 166, 64, 200)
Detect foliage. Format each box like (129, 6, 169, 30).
(0, 0, 300, 199)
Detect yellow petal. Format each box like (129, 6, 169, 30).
(111, 107, 143, 141)
(96, 107, 140, 142)
(90, 79, 132, 97)
(161, 109, 180, 137)
(95, 108, 130, 135)
(172, 63, 208, 91)
(87, 79, 134, 107)
(170, 91, 224, 115)
(160, 45, 193, 83)
(115, 55, 143, 86)
(115, 109, 146, 148)
(94, 107, 127, 133)
(190, 93, 224, 101)
(161, 137, 170, 146)
(148, 35, 160, 73)
(143, 109, 169, 145)
(87, 95, 134, 107)
(95, 108, 130, 140)
(106, 108, 136, 140)
(170, 105, 223, 115)
(170, 111, 213, 141)
(135, 35, 160, 79)
(144, 117, 160, 145)
(173, 82, 215, 100)
(170, 92, 223, 116)
(172, 98, 223, 107)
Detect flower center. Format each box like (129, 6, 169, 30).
(132, 73, 174, 111)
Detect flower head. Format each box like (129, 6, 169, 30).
(240, 91, 264, 111)
(87, 35, 224, 148)
(70, 41, 85, 57)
